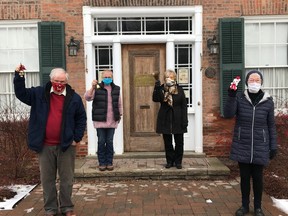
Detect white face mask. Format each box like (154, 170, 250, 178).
(248, 82, 261, 93)
(165, 78, 176, 87)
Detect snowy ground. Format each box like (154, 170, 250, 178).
(0, 185, 37, 210)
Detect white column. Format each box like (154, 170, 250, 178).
(112, 39, 124, 155)
(194, 6, 203, 153)
(83, 6, 97, 155)
(166, 40, 175, 71)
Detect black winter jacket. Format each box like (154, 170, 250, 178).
(224, 90, 277, 166)
(92, 82, 121, 122)
(13, 72, 87, 153)
(152, 82, 188, 134)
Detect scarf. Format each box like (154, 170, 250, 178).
(163, 84, 178, 107)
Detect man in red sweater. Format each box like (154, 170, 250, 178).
(14, 66, 86, 216)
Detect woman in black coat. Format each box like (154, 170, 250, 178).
(152, 69, 188, 169)
(224, 70, 277, 216)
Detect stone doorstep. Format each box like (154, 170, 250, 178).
(74, 153, 230, 180)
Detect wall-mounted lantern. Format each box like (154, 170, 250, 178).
(67, 37, 80, 56)
(207, 35, 219, 54)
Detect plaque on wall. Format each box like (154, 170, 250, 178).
(178, 68, 189, 84)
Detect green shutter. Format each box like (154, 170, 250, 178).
(219, 18, 244, 116)
(38, 22, 66, 85)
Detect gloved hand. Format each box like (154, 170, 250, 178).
(228, 87, 237, 97)
(269, 149, 277, 159)
(152, 72, 160, 81)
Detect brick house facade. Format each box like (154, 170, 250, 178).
(1, 0, 287, 157)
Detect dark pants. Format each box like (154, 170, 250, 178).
(96, 128, 115, 166)
(238, 162, 264, 210)
(38, 145, 75, 215)
(162, 134, 184, 165)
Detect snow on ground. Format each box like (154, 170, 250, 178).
(0, 185, 37, 210)
(271, 197, 288, 215)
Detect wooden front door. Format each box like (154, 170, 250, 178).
(122, 44, 166, 152)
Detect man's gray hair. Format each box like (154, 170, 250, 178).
(49, 68, 69, 81)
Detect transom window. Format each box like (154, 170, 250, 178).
(95, 17, 193, 35)
(245, 18, 288, 108)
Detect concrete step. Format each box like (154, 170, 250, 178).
(75, 153, 230, 181)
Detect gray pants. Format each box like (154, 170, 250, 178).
(38, 145, 75, 215)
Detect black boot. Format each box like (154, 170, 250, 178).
(254, 208, 265, 216)
(235, 206, 249, 216)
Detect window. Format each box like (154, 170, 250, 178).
(175, 44, 193, 107)
(94, 16, 193, 35)
(0, 21, 40, 112)
(95, 45, 113, 81)
(245, 18, 288, 108)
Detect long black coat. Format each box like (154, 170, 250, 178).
(152, 82, 188, 134)
(224, 90, 277, 166)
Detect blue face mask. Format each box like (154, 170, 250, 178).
(102, 77, 112, 85)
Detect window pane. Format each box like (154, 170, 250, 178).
(276, 45, 288, 65)
(245, 45, 259, 66)
(0, 28, 7, 48)
(9, 50, 23, 69)
(23, 27, 38, 49)
(169, 19, 189, 33)
(245, 23, 259, 44)
(261, 23, 274, 43)
(146, 17, 165, 34)
(8, 27, 23, 49)
(97, 19, 117, 34)
(23, 50, 39, 70)
(261, 45, 274, 66)
(276, 23, 288, 43)
(122, 18, 141, 34)
(0, 50, 8, 71)
(177, 48, 189, 64)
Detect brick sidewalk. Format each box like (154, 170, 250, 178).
(0, 179, 286, 216)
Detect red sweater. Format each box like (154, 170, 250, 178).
(44, 93, 65, 145)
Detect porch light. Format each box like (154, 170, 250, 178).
(207, 35, 219, 54)
(67, 37, 80, 56)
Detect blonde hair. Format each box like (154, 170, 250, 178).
(101, 70, 113, 78)
(163, 69, 177, 80)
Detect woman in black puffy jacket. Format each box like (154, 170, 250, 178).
(224, 70, 277, 216)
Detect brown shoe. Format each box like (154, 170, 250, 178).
(99, 165, 106, 171)
(106, 165, 114, 171)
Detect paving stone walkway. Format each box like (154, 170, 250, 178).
(0, 179, 286, 216)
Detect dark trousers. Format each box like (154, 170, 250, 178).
(39, 145, 75, 215)
(96, 128, 115, 166)
(162, 134, 184, 165)
(238, 162, 264, 209)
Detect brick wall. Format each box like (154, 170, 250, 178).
(1, 0, 287, 157)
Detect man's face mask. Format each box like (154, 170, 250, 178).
(165, 78, 176, 87)
(52, 82, 66, 93)
(103, 77, 112, 85)
(248, 82, 261, 93)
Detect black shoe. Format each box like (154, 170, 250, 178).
(254, 208, 265, 216)
(165, 163, 173, 168)
(176, 164, 182, 169)
(235, 206, 249, 216)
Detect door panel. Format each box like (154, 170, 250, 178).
(122, 44, 166, 151)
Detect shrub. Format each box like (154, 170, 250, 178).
(0, 106, 37, 179)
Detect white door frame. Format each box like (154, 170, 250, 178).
(83, 6, 203, 155)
